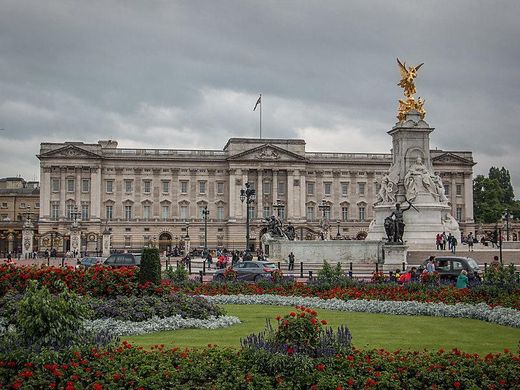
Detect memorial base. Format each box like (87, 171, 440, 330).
(383, 243, 408, 272)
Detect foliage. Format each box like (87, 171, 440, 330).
(483, 264, 519, 288)
(314, 260, 357, 289)
(0, 343, 518, 389)
(270, 269, 284, 283)
(223, 267, 238, 281)
(165, 265, 189, 285)
(138, 247, 161, 285)
(0, 281, 117, 357)
(371, 271, 387, 283)
(420, 271, 440, 286)
(87, 294, 225, 322)
(489, 167, 515, 205)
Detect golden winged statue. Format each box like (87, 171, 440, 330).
(396, 58, 426, 121)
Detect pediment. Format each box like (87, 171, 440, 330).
(39, 145, 102, 159)
(431, 152, 475, 166)
(227, 144, 306, 161)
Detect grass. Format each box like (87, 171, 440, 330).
(124, 304, 520, 356)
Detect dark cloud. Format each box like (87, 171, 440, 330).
(0, 0, 519, 195)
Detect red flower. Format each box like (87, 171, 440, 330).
(347, 355, 354, 361)
(290, 312, 296, 317)
(365, 378, 378, 387)
(244, 373, 253, 383)
(65, 382, 75, 390)
(20, 370, 33, 378)
(287, 346, 294, 356)
(315, 363, 325, 371)
(321, 319, 328, 325)
(453, 381, 461, 389)
(347, 378, 355, 386)
(311, 317, 317, 324)
(275, 315, 281, 321)
(92, 384, 103, 390)
(113, 373, 122, 381)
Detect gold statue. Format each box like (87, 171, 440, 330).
(396, 58, 426, 121)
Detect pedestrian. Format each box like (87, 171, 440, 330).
(467, 232, 474, 251)
(206, 253, 213, 269)
(436, 233, 442, 250)
(288, 252, 295, 271)
(447, 233, 453, 251)
(456, 270, 468, 289)
(451, 236, 457, 254)
(7, 252, 12, 262)
(441, 232, 447, 250)
(490, 255, 500, 269)
(426, 256, 436, 273)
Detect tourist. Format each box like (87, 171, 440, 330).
(447, 233, 453, 251)
(206, 253, 213, 269)
(467, 232, 474, 251)
(436, 233, 442, 250)
(456, 270, 468, 289)
(441, 232, 447, 250)
(398, 267, 418, 283)
(426, 256, 436, 273)
(288, 252, 295, 271)
(451, 236, 457, 254)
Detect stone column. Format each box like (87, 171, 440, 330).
(41, 167, 51, 220)
(287, 170, 294, 219)
(7, 233, 14, 254)
(59, 167, 66, 221)
(300, 173, 306, 220)
(464, 173, 474, 223)
(272, 170, 278, 202)
(228, 169, 237, 220)
(22, 221, 34, 259)
(450, 174, 457, 216)
(257, 170, 263, 218)
(91, 166, 101, 221)
(102, 228, 111, 257)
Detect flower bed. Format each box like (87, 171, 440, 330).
(204, 294, 520, 328)
(1, 343, 518, 389)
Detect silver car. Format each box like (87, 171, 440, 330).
(213, 261, 278, 282)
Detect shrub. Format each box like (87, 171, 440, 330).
(139, 247, 161, 285)
(223, 267, 238, 281)
(241, 306, 352, 358)
(165, 265, 189, 284)
(484, 264, 519, 288)
(420, 271, 440, 286)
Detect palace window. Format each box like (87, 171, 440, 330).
(125, 205, 132, 220)
(106, 205, 113, 220)
(324, 208, 331, 220)
(143, 205, 151, 220)
(66, 203, 75, 220)
(180, 181, 188, 194)
(306, 206, 315, 221)
(199, 181, 206, 194)
(341, 182, 349, 196)
(444, 184, 450, 196)
(82, 179, 90, 193)
(263, 206, 271, 219)
(51, 203, 59, 221)
(307, 182, 315, 195)
(324, 182, 332, 196)
(359, 206, 366, 221)
(51, 178, 60, 192)
(143, 180, 151, 194)
(81, 204, 89, 220)
(217, 206, 225, 220)
(180, 205, 188, 219)
(124, 236, 131, 247)
(263, 181, 271, 195)
(162, 205, 169, 220)
(342, 207, 349, 221)
(277, 181, 285, 195)
(162, 181, 170, 193)
(456, 184, 462, 196)
(67, 179, 75, 193)
(249, 206, 256, 220)
(358, 183, 366, 195)
(217, 182, 224, 194)
(456, 207, 463, 221)
(106, 180, 114, 193)
(125, 180, 133, 193)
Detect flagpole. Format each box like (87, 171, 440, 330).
(259, 93, 262, 139)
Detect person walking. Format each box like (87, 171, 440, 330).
(288, 252, 295, 271)
(467, 232, 474, 251)
(451, 236, 457, 254)
(426, 256, 436, 273)
(456, 270, 468, 289)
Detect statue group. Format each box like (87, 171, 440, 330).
(265, 215, 296, 240)
(384, 202, 413, 243)
(404, 157, 448, 203)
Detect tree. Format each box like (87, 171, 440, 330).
(473, 167, 516, 223)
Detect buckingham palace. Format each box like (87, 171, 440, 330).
(36, 137, 475, 254)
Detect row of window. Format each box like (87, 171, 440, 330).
(0, 202, 40, 209)
(50, 177, 466, 198)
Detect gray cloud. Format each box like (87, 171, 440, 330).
(0, 0, 519, 194)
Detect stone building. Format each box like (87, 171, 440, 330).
(0, 177, 40, 256)
(37, 138, 476, 254)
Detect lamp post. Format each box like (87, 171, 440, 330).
(184, 222, 190, 257)
(503, 209, 510, 242)
(202, 206, 210, 257)
(318, 199, 331, 240)
(240, 182, 256, 254)
(336, 220, 341, 238)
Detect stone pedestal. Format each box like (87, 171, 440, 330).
(70, 226, 81, 257)
(184, 237, 191, 256)
(102, 229, 111, 258)
(22, 221, 34, 258)
(383, 243, 408, 271)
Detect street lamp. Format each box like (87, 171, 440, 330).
(202, 206, 210, 257)
(503, 209, 510, 242)
(185, 222, 190, 239)
(318, 199, 331, 240)
(336, 220, 341, 238)
(240, 182, 256, 254)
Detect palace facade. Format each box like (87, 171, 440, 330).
(37, 138, 476, 254)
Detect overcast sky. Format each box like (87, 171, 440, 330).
(0, 1, 519, 196)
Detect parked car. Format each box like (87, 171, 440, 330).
(419, 256, 480, 281)
(78, 256, 105, 269)
(104, 253, 142, 267)
(213, 261, 278, 282)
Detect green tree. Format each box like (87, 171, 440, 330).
(473, 166, 516, 223)
(488, 167, 515, 204)
(139, 247, 162, 285)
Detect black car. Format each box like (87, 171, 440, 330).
(78, 257, 106, 269)
(420, 256, 480, 280)
(213, 261, 278, 282)
(104, 253, 142, 267)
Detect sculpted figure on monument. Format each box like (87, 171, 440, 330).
(266, 215, 285, 238)
(387, 202, 412, 243)
(283, 222, 296, 241)
(376, 172, 398, 204)
(397, 58, 424, 98)
(404, 157, 437, 202)
(433, 174, 449, 203)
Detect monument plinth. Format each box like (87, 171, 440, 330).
(367, 60, 460, 247)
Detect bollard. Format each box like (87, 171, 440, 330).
(199, 270, 203, 283)
(203, 260, 206, 275)
(300, 262, 304, 278)
(61, 257, 64, 267)
(308, 270, 313, 280)
(47, 256, 50, 266)
(349, 262, 353, 271)
(375, 263, 379, 273)
(484, 263, 487, 272)
(402, 262, 406, 272)
(348, 270, 353, 279)
(166, 255, 170, 270)
(278, 261, 281, 270)
(176, 260, 179, 269)
(189, 261, 192, 274)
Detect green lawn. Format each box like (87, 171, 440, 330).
(124, 304, 520, 355)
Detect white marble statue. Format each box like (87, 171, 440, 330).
(375, 165, 399, 204)
(433, 174, 449, 203)
(404, 156, 437, 201)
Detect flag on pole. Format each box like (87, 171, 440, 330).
(253, 95, 261, 111)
